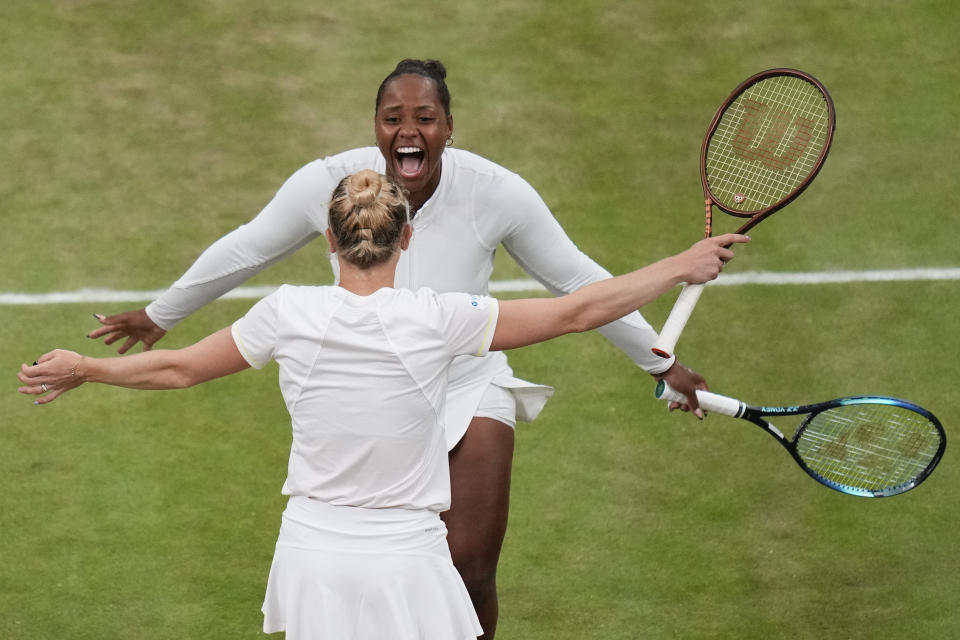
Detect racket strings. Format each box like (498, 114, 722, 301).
(794, 403, 942, 495)
(706, 74, 831, 212)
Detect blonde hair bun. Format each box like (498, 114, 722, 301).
(347, 169, 384, 206)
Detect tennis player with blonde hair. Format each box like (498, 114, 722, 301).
(24, 170, 746, 638)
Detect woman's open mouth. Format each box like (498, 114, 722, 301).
(395, 146, 426, 180)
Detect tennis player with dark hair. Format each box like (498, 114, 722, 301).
(86, 59, 714, 638)
(23, 170, 745, 639)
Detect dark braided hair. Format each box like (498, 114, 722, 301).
(375, 59, 451, 115)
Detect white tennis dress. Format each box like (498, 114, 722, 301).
(232, 284, 497, 639)
(149, 147, 675, 447)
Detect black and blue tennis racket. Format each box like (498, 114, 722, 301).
(656, 381, 946, 497)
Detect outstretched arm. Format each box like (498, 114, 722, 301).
(491, 234, 747, 352)
(493, 234, 747, 417)
(87, 159, 339, 353)
(19, 327, 250, 405)
(495, 177, 683, 374)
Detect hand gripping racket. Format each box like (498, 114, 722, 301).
(652, 69, 836, 359)
(656, 381, 946, 497)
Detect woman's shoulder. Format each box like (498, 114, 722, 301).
(379, 287, 446, 315)
(274, 148, 383, 200)
(271, 284, 345, 306)
(446, 147, 514, 178)
(443, 149, 547, 223)
(445, 148, 541, 202)
(388, 288, 490, 314)
(297, 147, 384, 175)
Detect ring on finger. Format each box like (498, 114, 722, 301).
(41, 383, 48, 392)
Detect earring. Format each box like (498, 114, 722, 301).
(446, 136, 454, 147)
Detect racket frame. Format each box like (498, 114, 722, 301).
(655, 381, 946, 498)
(701, 67, 837, 232)
(651, 69, 836, 360)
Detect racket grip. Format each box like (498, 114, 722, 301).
(655, 380, 744, 417)
(650, 283, 705, 358)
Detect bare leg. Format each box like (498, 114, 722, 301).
(442, 417, 515, 640)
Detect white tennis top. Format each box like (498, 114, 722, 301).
(231, 284, 498, 512)
(148, 147, 674, 444)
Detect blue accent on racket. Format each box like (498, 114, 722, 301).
(656, 381, 945, 497)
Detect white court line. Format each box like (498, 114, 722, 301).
(1, 268, 959, 305)
(712, 268, 960, 286)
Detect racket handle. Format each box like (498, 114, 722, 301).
(651, 283, 705, 358)
(655, 380, 745, 418)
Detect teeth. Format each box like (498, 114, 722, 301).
(397, 146, 422, 154)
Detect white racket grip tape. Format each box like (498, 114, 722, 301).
(655, 380, 745, 418)
(651, 283, 705, 358)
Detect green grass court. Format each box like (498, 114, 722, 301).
(2, 1, 958, 638)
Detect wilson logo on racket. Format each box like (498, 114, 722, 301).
(651, 68, 835, 361)
(732, 99, 815, 171)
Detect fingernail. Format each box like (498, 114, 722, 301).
(695, 408, 704, 420)
(93, 314, 105, 321)
(33, 400, 40, 406)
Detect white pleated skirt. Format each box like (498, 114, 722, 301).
(262, 496, 482, 640)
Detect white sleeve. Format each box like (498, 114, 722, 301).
(437, 293, 499, 358)
(145, 161, 334, 330)
(230, 289, 282, 370)
(493, 174, 675, 374)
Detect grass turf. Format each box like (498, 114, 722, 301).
(2, 1, 958, 638)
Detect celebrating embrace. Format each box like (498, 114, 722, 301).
(20, 167, 745, 638)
